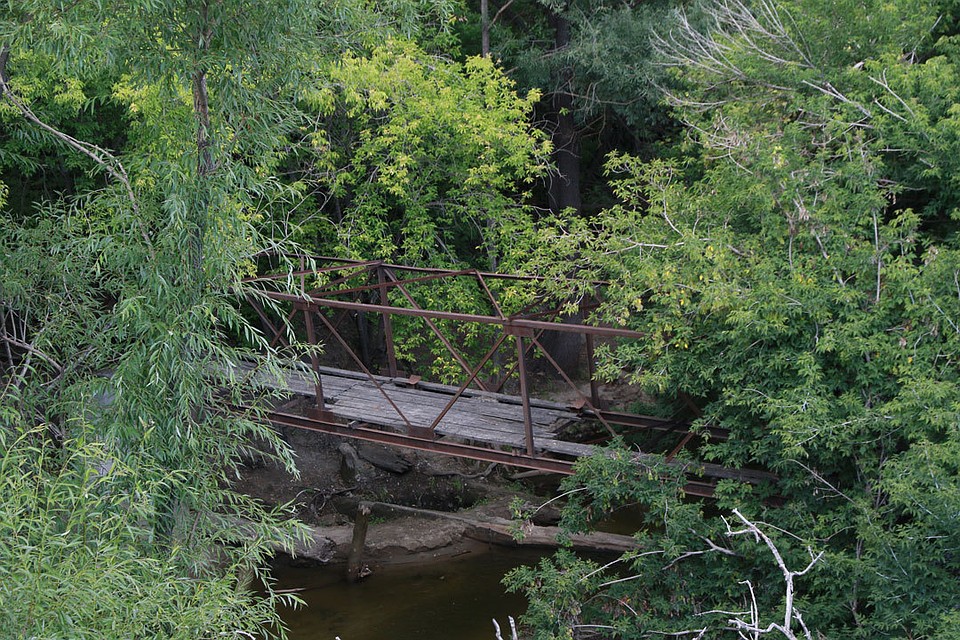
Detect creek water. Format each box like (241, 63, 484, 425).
(273, 547, 546, 640)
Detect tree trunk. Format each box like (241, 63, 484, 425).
(481, 0, 490, 58)
(547, 12, 581, 215)
(190, 0, 215, 274)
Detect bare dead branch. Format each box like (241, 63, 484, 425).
(2, 334, 63, 374)
(662, 534, 739, 570)
(493, 616, 519, 640)
(724, 509, 823, 639)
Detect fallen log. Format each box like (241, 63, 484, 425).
(359, 501, 637, 555)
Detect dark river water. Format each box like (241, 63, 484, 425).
(272, 547, 547, 640)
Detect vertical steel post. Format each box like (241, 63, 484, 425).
(515, 333, 535, 456)
(302, 305, 325, 408)
(584, 332, 601, 409)
(378, 265, 399, 377)
(581, 297, 602, 409)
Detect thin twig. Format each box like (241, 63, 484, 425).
(1, 334, 63, 374)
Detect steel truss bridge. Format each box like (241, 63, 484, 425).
(240, 256, 775, 498)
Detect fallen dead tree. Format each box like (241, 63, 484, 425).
(346, 500, 638, 556)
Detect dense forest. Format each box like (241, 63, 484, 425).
(2, 0, 960, 638)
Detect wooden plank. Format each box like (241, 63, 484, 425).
(538, 440, 596, 457)
(433, 419, 554, 439)
(398, 378, 582, 412)
(333, 383, 575, 431)
(329, 396, 556, 439)
(308, 367, 584, 411)
(337, 381, 575, 422)
(236, 360, 778, 488)
(383, 382, 577, 420)
(435, 425, 529, 448)
(234, 361, 579, 434)
(232, 361, 358, 398)
(311, 364, 581, 412)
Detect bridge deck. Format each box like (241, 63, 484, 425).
(238, 362, 589, 456)
(234, 362, 778, 494)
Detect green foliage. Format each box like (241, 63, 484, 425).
(0, 51, 126, 214)
(297, 39, 548, 268)
(507, 449, 809, 640)
(471, 0, 681, 217)
(491, 0, 673, 131)
(289, 38, 548, 381)
(554, 443, 686, 533)
(0, 0, 456, 636)
(509, 0, 960, 637)
(0, 427, 300, 639)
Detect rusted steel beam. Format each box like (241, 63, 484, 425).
(302, 307, 326, 408)
(278, 263, 486, 302)
(383, 269, 490, 392)
(665, 432, 696, 462)
(378, 266, 399, 376)
(515, 335, 536, 457)
(311, 308, 416, 431)
(493, 325, 542, 393)
(268, 306, 298, 349)
(529, 332, 616, 438)
(241, 258, 383, 283)
(266, 291, 644, 339)
(245, 294, 290, 349)
(250, 253, 611, 286)
(303, 263, 380, 295)
(327, 306, 354, 336)
(262, 409, 720, 498)
(264, 409, 578, 474)
(427, 333, 508, 431)
(587, 409, 680, 429)
(584, 332, 601, 408)
(307, 267, 478, 300)
(474, 270, 505, 319)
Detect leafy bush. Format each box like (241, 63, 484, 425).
(0, 426, 300, 639)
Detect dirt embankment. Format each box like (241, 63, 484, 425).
(234, 424, 636, 568)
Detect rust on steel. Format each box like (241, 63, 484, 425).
(242, 255, 758, 497)
(528, 331, 616, 438)
(310, 305, 416, 432)
(514, 333, 536, 456)
(301, 305, 325, 407)
(244, 253, 611, 286)
(377, 266, 398, 376)
(271, 290, 643, 339)
(265, 409, 579, 475)
(426, 333, 508, 431)
(261, 410, 718, 498)
(382, 268, 491, 391)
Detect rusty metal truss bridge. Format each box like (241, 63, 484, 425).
(240, 255, 775, 498)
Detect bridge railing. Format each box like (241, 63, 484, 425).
(241, 255, 699, 459)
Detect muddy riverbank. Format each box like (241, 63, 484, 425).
(234, 421, 636, 567)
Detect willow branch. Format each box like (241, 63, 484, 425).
(2, 334, 64, 374)
(0, 44, 155, 257)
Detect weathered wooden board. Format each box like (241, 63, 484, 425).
(228, 361, 779, 487)
(233, 361, 580, 453)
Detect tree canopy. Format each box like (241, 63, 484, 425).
(4, 0, 960, 638)
(507, 0, 960, 637)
